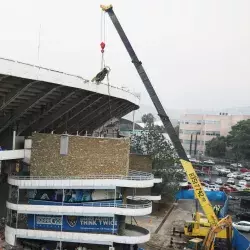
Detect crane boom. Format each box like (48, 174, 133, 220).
(101, 4, 218, 226)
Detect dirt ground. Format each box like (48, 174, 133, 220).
(142, 200, 193, 250)
(128, 203, 174, 234)
(141, 199, 236, 250)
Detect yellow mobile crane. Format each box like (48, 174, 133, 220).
(186, 215, 233, 250)
(100, 4, 232, 248)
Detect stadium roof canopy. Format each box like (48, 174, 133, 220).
(0, 57, 139, 143)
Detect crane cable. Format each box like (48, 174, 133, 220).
(100, 10, 113, 129)
(100, 11, 106, 70)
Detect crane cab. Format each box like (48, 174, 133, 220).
(185, 238, 204, 250)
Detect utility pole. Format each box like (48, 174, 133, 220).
(194, 133, 198, 157)
(189, 133, 193, 156)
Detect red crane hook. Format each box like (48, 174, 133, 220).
(100, 42, 106, 53)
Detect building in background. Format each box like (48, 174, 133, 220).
(179, 113, 250, 155)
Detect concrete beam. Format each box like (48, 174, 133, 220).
(55, 95, 104, 133)
(0, 75, 9, 82)
(0, 85, 58, 134)
(88, 104, 133, 134)
(56, 96, 114, 133)
(0, 80, 39, 111)
(35, 92, 95, 132)
(76, 99, 122, 133)
(17, 89, 76, 135)
(80, 102, 131, 134)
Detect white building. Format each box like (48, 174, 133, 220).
(179, 113, 250, 155)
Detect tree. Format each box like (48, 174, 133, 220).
(174, 125, 180, 138)
(141, 113, 155, 129)
(152, 169, 184, 202)
(131, 129, 177, 169)
(131, 113, 180, 201)
(205, 136, 227, 158)
(227, 119, 250, 160)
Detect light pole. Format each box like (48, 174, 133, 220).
(190, 133, 193, 156)
(194, 132, 198, 157)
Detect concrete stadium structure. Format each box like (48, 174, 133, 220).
(0, 57, 162, 250)
(0, 57, 139, 145)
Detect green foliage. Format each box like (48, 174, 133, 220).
(227, 119, 250, 160)
(131, 113, 180, 201)
(205, 136, 227, 158)
(141, 113, 155, 129)
(131, 129, 177, 169)
(205, 119, 250, 161)
(174, 125, 180, 137)
(152, 169, 184, 202)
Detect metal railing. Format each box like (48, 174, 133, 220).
(9, 170, 154, 181)
(8, 198, 152, 209)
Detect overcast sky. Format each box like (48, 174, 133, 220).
(0, 0, 250, 111)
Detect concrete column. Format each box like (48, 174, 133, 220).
(12, 130, 16, 150)
(24, 139, 32, 164)
(121, 187, 127, 204)
(118, 187, 128, 235)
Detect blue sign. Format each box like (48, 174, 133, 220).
(28, 215, 118, 233)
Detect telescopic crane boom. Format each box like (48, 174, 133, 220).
(100, 4, 218, 226)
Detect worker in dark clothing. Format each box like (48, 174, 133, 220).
(91, 66, 110, 83)
(133, 244, 138, 250)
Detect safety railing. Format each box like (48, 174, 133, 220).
(9, 170, 154, 181)
(8, 198, 152, 210)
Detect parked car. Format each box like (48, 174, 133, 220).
(220, 184, 233, 193)
(215, 178, 223, 185)
(227, 184, 238, 191)
(203, 177, 211, 184)
(200, 182, 209, 187)
(227, 173, 236, 178)
(227, 172, 241, 178)
(243, 176, 250, 181)
(232, 221, 250, 232)
(238, 172, 250, 179)
(207, 184, 219, 191)
(220, 183, 237, 193)
(215, 166, 220, 171)
(237, 173, 246, 179)
(236, 212, 250, 221)
(190, 158, 201, 164)
(203, 160, 215, 165)
(231, 163, 243, 168)
(228, 195, 239, 200)
(179, 181, 193, 190)
(234, 184, 245, 191)
(239, 180, 247, 186)
(240, 168, 250, 173)
(218, 168, 231, 176)
(227, 178, 235, 185)
(195, 169, 206, 176)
